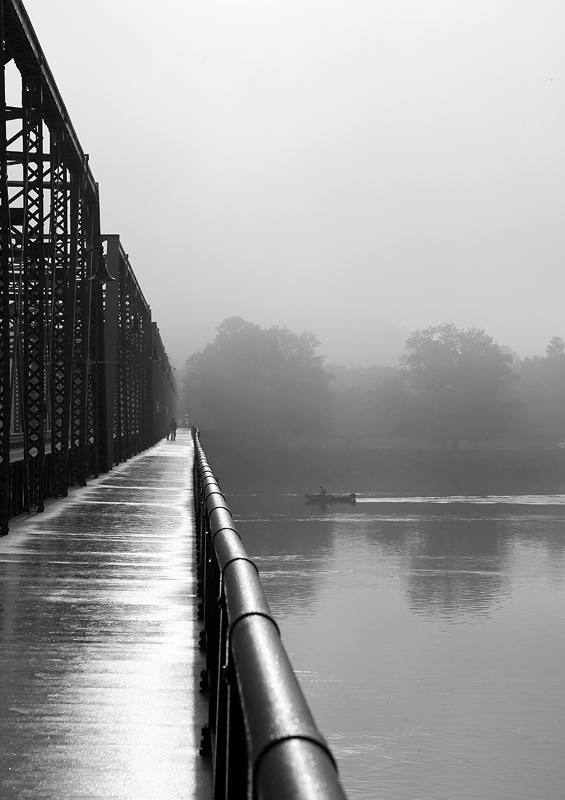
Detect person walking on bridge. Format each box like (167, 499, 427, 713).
(168, 418, 177, 441)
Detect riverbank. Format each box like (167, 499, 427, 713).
(200, 435, 565, 496)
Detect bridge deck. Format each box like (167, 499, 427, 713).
(0, 430, 212, 799)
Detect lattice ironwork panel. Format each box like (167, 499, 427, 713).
(70, 174, 89, 486)
(49, 131, 73, 496)
(20, 70, 46, 511)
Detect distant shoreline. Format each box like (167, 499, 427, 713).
(199, 436, 565, 496)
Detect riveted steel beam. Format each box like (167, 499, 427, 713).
(3, 0, 96, 195)
(0, 0, 11, 534)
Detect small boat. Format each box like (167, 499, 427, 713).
(305, 492, 357, 504)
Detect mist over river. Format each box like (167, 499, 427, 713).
(230, 492, 565, 800)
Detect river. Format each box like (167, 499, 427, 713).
(230, 493, 565, 800)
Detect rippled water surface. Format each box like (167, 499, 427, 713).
(231, 493, 565, 800)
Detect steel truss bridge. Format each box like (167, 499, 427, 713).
(0, 5, 351, 798)
(0, 0, 178, 535)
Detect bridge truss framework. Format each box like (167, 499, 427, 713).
(0, 0, 178, 534)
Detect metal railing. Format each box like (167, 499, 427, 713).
(193, 428, 348, 800)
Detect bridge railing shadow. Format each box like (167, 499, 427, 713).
(193, 428, 348, 800)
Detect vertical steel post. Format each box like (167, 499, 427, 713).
(65, 170, 85, 485)
(48, 129, 74, 497)
(102, 234, 120, 468)
(21, 67, 46, 511)
(117, 255, 129, 461)
(88, 199, 108, 477)
(0, 1, 11, 534)
(72, 176, 90, 486)
(75, 200, 95, 485)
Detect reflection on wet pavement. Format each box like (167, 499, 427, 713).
(0, 430, 212, 799)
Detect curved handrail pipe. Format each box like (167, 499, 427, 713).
(192, 427, 348, 800)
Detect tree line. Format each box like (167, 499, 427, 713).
(182, 318, 565, 449)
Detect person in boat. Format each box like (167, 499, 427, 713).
(319, 485, 328, 495)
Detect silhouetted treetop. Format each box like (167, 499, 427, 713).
(186, 317, 331, 444)
(400, 323, 515, 449)
(545, 336, 565, 359)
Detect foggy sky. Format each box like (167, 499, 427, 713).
(23, 0, 565, 369)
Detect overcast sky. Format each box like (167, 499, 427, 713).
(22, 0, 565, 368)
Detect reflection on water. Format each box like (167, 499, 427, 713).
(231, 493, 565, 800)
(359, 494, 565, 504)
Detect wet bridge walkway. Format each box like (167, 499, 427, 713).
(0, 429, 212, 799)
